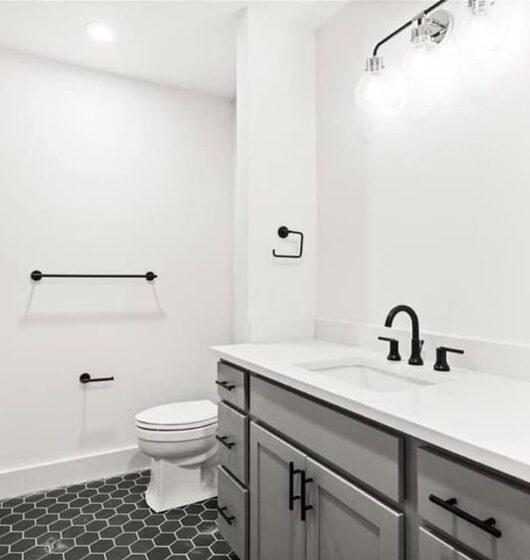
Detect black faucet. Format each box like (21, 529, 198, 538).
(384, 305, 423, 366)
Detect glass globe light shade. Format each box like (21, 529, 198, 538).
(407, 44, 458, 106)
(461, 1, 506, 64)
(355, 67, 406, 114)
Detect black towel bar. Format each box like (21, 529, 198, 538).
(31, 270, 157, 281)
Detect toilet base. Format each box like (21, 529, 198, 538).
(145, 455, 218, 512)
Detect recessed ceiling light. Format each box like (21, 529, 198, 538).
(85, 22, 115, 44)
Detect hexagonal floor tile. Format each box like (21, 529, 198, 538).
(0, 471, 235, 560)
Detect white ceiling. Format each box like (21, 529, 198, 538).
(0, 1, 345, 99)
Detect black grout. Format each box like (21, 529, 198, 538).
(0, 471, 238, 560)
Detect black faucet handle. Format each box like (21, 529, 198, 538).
(434, 346, 464, 372)
(378, 336, 401, 362)
(441, 346, 464, 354)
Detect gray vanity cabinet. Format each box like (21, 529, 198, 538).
(417, 447, 530, 560)
(218, 466, 249, 560)
(305, 458, 403, 560)
(217, 359, 530, 560)
(249, 423, 305, 560)
(250, 423, 403, 560)
(418, 528, 475, 560)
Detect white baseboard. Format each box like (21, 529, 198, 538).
(0, 446, 150, 500)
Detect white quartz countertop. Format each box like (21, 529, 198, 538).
(212, 340, 530, 484)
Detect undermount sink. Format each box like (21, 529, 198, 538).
(298, 357, 445, 393)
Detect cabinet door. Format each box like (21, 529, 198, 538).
(305, 458, 404, 560)
(250, 423, 305, 560)
(419, 528, 476, 560)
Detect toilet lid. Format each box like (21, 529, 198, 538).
(135, 400, 217, 430)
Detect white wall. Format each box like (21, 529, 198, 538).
(235, 7, 317, 342)
(0, 49, 234, 494)
(317, 1, 530, 345)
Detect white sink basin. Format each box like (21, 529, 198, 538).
(298, 357, 445, 393)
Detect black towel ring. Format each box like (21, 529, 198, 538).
(272, 226, 304, 259)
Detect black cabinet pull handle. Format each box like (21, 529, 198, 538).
(216, 435, 235, 450)
(300, 470, 313, 522)
(215, 380, 235, 391)
(217, 506, 235, 525)
(429, 495, 502, 538)
(289, 462, 302, 511)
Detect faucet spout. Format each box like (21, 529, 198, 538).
(384, 304, 423, 366)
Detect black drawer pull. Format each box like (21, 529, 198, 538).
(215, 380, 235, 391)
(289, 462, 302, 511)
(217, 506, 235, 525)
(429, 495, 502, 538)
(300, 470, 313, 522)
(216, 435, 235, 449)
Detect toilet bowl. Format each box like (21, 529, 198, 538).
(135, 399, 218, 512)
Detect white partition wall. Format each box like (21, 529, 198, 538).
(235, 7, 317, 343)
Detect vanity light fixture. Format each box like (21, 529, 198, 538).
(410, 11, 453, 50)
(355, 0, 497, 110)
(85, 21, 116, 44)
(468, 0, 494, 16)
(355, 0, 453, 111)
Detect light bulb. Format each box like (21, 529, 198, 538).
(355, 56, 406, 114)
(461, 1, 506, 64)
(407, 44, 458, 106)
(85, 22, 116, 44)
(464, 16, 497, 61)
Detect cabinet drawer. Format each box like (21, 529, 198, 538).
(419, 528, 475, 560)
(218, 466, 248, 560)
(250, 376, 403, 502)
(217, 362, 248, 412)
(218, 401, 248, 484)
(418, 447, 530, 560)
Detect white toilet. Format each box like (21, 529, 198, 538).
(135, 399, 218, 512)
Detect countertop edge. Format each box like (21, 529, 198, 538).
(213, 347, 530, 486)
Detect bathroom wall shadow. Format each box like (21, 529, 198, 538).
(80, 388, 117, 448)
(20, 282, 166, 326)
(19, 310, 167, 327)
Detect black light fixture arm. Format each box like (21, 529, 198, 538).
(372, 0, 448, 56)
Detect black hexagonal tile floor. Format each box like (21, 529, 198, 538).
(0, 472, 238, 560)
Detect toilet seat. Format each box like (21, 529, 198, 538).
(135, 399, 217, 431)
(136, 422, 217, 442)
